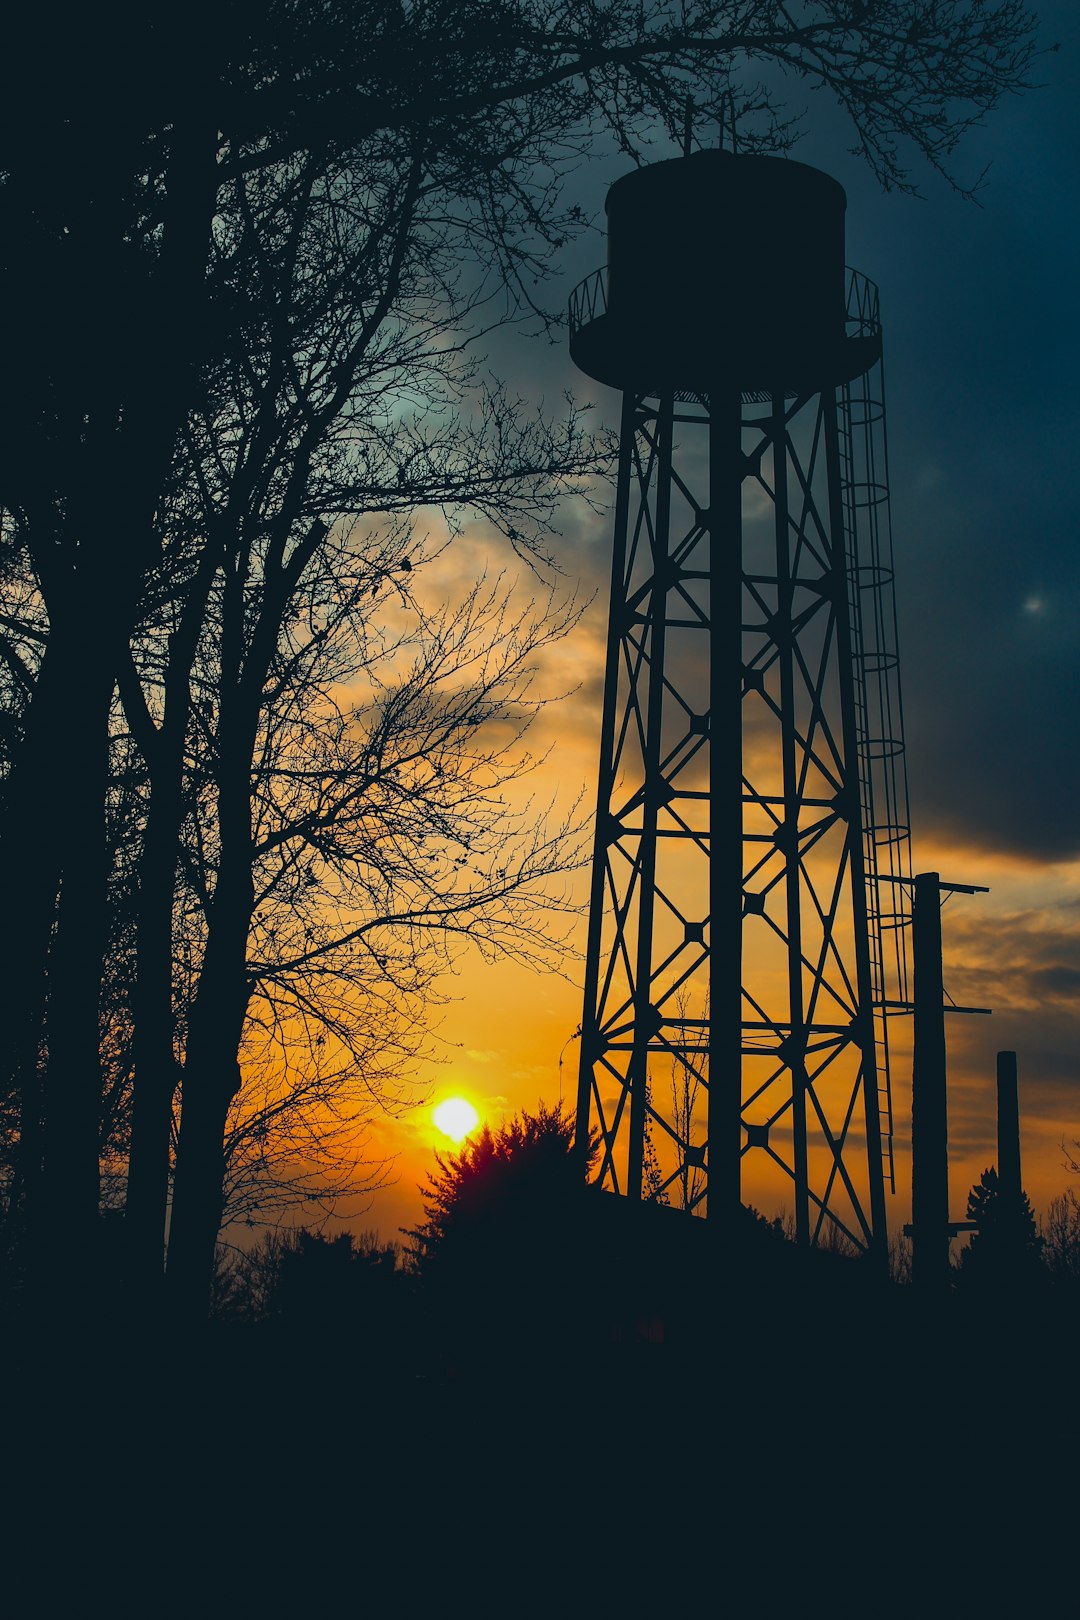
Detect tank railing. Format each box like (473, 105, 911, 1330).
(572, 263, 879, 348)
(568, 266, 608, 340)
(845, 267, 881, 341)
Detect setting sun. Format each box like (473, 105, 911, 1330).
(432, 1097, 481, 1144)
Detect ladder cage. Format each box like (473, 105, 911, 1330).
(573, 263, 911, 1253)
(840, 269, 915, 1194)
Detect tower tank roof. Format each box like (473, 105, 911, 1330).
(604, 147, 847, 217)
(570, 149, 879, 396)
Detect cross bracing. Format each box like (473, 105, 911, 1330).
(576, 355, 912, 1257)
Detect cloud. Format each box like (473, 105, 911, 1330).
(356, 12, 1080, 1246)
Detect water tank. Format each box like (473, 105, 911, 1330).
(570, 150, 878, 396)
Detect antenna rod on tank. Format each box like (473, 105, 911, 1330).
(683, 96, 693, 158)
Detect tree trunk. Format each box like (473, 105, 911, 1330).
(164, 1052, 240, 1325)
(41, 751, 111, 1295)
(162, 503, 322, 1320)
(2, 598, 119, 1303)
(123, 536, 222, 1304)
(0, 638, 82, 1099)
(125, 790, 186, 1301)
(165, 550, 258, 1320)
(165, 925, 252, 1322)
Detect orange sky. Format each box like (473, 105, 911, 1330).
(333, 515, 1080, 1253)
(272, 24, 1080, 1259)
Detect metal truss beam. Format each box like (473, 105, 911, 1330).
(576, 383, 890, 1257)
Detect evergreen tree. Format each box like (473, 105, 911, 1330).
(407, 1100, 595, 1270)
(959, 1166, 1044, 1290)
(406, 1101, 599, 1365)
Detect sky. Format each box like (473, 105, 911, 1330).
(351, 2, 1080, 1249)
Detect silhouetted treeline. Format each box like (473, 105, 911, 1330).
(184, 1114, 1080, 1395)
(7, 1109, 1078, 1619)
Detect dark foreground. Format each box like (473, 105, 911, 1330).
(5, 1231, 1077, 1616)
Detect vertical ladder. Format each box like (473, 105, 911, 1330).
(839, 271, 915, 1196)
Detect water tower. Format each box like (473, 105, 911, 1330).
(570, 148, 912, 1256)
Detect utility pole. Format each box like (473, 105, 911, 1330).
(996, 1050, 1022, 1204)
(911, 872, 950, 1292)
(908, 872, 988, 1291)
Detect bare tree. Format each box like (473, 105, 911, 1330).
(168, 550, 589, 1304)
(641, 993, 707, 1209)
(1040, 1191, 1080, 1287)
(111, 133, 599, 1311)
(1040, 1141, 1080, 1288)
